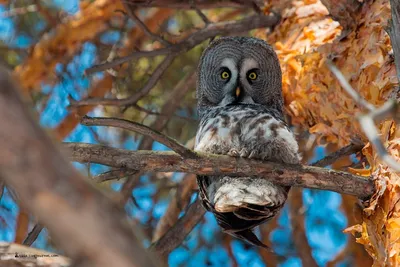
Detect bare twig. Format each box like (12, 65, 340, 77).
(326, 60, 400, 172)
(92, 169, 138, 183)
(105, 16, 130, 77)
(139, 71, 197, 149)
(118, 172, 142, 206)
(76, 53, 177, 106)
(23, 224, 43, 246)
(358, 115, 400, 172)
(33, 0, 58, 27)
(123, 4, 171, 46)
(259, 217, 279, 265)
(190, 0, 211, 25)
(85, 13, 280, 74)
(65, 143, 375, 199)
(0, 181, 4, 202)
(326, 59, 375, 112)
(368, 100, 400, 123)
(132, 104, 196, 122)
(311, 142, 364, 167)
(81, 116, 197, 158)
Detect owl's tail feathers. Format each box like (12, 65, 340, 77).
(229, 229, 272, 251)
(213, 206, 275, 250)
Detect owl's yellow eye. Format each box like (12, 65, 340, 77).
(221, 71, 230, 79)
(248, 72, 257, 80)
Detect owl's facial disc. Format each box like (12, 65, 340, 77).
(197, 37, 283, 115)
(218, 58, 255, 106)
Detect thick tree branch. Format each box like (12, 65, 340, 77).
(146, 136, 369, 257)
(65, 143, 375, 199)
(0, 67, 158, 267)
(85, 13, 280, 74)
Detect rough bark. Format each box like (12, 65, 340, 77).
(65, 142, 375, 199)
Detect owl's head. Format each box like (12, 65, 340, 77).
(196, 37, 283, 115)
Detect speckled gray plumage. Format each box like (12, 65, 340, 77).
(194, 37, 300, 248)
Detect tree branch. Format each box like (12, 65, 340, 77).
(311, 141, 364, 167)
(326, 60, 400, 172)
(152, 174, 197, 242)
(190, 0, 211, 25)
(0, 66, 158, 267)
(122, 4, 171, 46)
(75, 52, 177, 106)
(145, 136, 370, 257)
(81, 116, 197, 158)
(139, 71, 197, 150)
(326, 59, 375, 112)
(149, 198, 205, 259)
(124, 0, 261, 9)
(23, 224, 43, 246)
(65, 143, 375, 199)
(85, 13, 280, 74)
(289, 188, 318, 267)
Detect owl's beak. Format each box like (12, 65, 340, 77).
(235, 87, 241, 98)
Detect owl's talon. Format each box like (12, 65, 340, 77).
(228, 149, 240, 157)
(239, 148, 250, 157)
(248, 151, 258, 159)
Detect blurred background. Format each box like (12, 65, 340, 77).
(0, 0, 395, 266)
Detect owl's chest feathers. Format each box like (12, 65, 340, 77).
(194, 105, 299, 163)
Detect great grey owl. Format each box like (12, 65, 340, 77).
(194, 36, 300, 248)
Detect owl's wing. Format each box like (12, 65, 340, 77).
(197, 175, 214, 211)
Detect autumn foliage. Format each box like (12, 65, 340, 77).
(263, 0, 399, 265)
